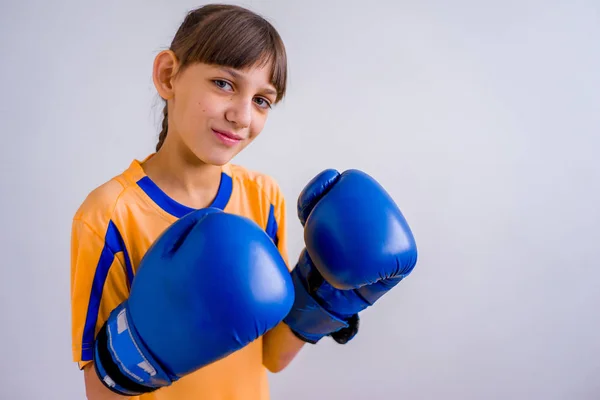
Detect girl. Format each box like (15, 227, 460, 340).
(70, 4, 305, 399)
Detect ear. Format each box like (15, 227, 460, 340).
(152, 50, 180, 100)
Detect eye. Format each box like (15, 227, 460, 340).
(213, 79, 233, 91)
(254, 97, 272, 109)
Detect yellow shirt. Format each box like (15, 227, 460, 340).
(70, 155, 289, 400)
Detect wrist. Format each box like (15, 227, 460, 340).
(283, 262, 351, 344)
(93, 302, 173, 396)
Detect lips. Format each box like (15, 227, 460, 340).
(212, 129, 243, 141)
(212, 128, 244, 147)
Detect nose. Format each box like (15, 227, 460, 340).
(225, 97, 252, 129)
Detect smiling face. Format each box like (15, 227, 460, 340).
(153, 50, 279, 166)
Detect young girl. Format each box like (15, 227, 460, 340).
(71, 4, 305, 399)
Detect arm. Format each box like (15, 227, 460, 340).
(262, 321, 305, 373)
(77, 209, 295, 397)
(261, 185, 306, 372)
(70, 217, 131, 398)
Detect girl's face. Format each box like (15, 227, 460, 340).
(155, 53, 278, 166)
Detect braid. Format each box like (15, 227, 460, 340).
(156, 102, 169, 151)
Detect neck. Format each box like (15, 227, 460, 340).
(142, 140, 223, 210)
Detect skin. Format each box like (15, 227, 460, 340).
(83, 50, 305, 399)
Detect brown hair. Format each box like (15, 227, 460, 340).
(155, 4, 288, 151)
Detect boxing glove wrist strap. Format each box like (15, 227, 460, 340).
(330, 314, 360, 344)
(283, 267, 351, 344)
(93, 303, 174, 396)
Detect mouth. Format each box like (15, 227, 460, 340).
(212, 128, 243, 146)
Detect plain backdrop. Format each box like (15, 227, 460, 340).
(1, 0, 599, 399)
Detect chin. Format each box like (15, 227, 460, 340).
(196, 149, 237, 166)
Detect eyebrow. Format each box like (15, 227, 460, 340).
(219, 67, 278, 96)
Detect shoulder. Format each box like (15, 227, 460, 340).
(228, 163, 285, 205)
(72, 165, 137, 237)
(73, 178, 126, 233)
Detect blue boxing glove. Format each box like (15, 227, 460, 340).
(93, 208, 294, 396)
(283, 169, 418, 344)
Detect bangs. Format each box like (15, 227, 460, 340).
(172, 7, 287, 102)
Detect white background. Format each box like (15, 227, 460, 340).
(1, 0, 599, 398)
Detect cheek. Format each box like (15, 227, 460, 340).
(183, 91, 222, 123)
(194, 98, 219, 120)
(249, 113, 268, 139)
